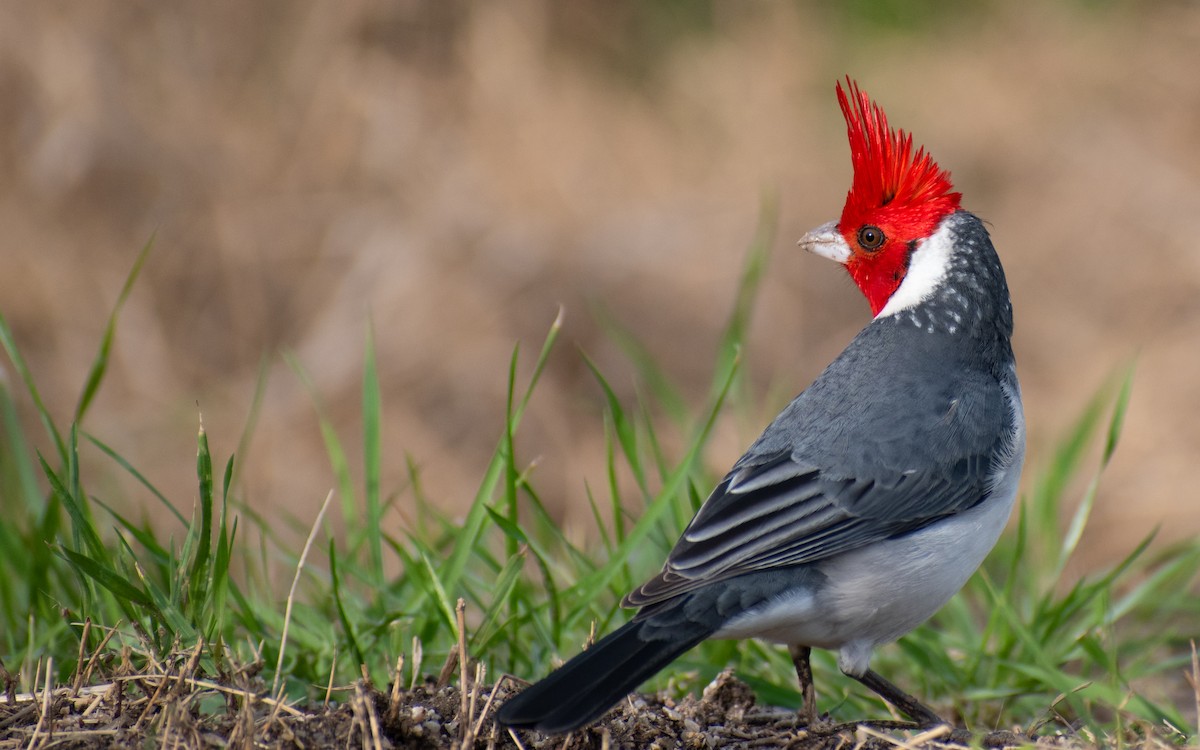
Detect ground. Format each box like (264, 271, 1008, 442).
(0, 668, 1136, 750)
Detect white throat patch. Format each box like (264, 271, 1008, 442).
(875, 218, 956, 319)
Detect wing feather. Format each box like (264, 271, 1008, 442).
(623, 449, 997, 608)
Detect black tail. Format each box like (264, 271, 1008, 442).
(496, 617, 711, 734)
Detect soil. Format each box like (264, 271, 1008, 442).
(0, 669, 1098, 750)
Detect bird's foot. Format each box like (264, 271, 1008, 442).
(788, 644, 824, 729)
(851, 669, 949, 728)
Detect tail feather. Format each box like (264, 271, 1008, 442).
(496, 618, 710, 734)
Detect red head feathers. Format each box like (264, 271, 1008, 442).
(833, 78, 962, 314)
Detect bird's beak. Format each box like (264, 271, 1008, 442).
(798, 221, 850, 265)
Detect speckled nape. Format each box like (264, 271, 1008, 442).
(877, 212, 1013, 341)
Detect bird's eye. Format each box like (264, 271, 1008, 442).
(857, 225, 885, 251)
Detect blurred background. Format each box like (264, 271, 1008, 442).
(1, 0, 1197, 573)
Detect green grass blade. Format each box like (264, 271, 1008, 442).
(502, 346, 521, 560)
(190, 418, 215, 612)
(566, 348, 739, 628)
(418, 549, 458, 635)
(206, 454, 237, 638)
(590, 306, 688, 425)
(0, 311, 67, 464)
(1101, 364, 1134, 465)
(39, 451, 104, 559)
(0, 375, 43, 515)
(362, 321, 384, 585)
(232, 355, 271, 489)
(115, 533, 198, 644)
(56, 546, 154, 608)
(91, 499, 170, 563)
(1028, 387, 1106, 566)
(1054, 367, 1136, 581)
(711, 192, 776, 401)
(74, 235, 154, 423)
(440, 310, 562, 597)
(583, 354, 647, 501)
(329, 540, 366, 667)
(85, 432, 187, 526)
(287, 352, 358, 529)
(470, 545, 527, 652)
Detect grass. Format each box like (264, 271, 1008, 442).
(0, 213, 1198, 747)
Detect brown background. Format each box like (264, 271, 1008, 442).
(1, 1, 1197, 573)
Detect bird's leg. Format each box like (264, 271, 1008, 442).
(850, 669, 947, 727)
(788, 644, 818, 726)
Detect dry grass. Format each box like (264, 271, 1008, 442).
(4, 631, 1195, 749)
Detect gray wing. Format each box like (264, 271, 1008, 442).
(623, 450, 995, 607)
(624, 355, 1019, 609)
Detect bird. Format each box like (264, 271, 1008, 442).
(496, 77, 1025, 736)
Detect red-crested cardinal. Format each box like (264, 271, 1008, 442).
(497, 77, 1024, 734)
